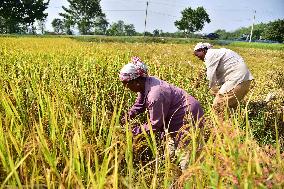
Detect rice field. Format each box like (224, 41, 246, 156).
(0, 37, 283, 188)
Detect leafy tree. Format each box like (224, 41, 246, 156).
(62, 17, 74, 35)
(51, 18, 64, 34)
(0, 16, 5, 33)
(175, 7, 210, 36)
(0, 0, 23, 33)
(252, 29, 264, 40)
(106, 20, 136, 36)
(124, 24, 136, 36)
(229, 23, 266, 40)
(218, 20, 283, 42)
(21, 0, 49, 33)
(0, 0, 49, 34)
(153, 29, 160, 36)
(60, 0, 104, 35)
(37, 19, 46, 34)
(114, 20, 125, 35)
(144, 31, 152, 36)
(107, 20, 125, 36)
(94, 14, 109, 35)
(214, 29, 231, 40)
(263, 19, 284, 43)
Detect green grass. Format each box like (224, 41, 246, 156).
(228, 41, 284, 50)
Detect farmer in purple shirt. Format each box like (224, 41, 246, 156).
(119, 57, 204, 147)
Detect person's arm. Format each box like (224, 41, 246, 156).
(121, 93, 146, 126)
(132, 93, 170, 135)
(205, 51, 223, 88)
(193, 68, 206, 88)
(127, 92, 146, 119)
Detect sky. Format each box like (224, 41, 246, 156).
(46, 0, 284, 34)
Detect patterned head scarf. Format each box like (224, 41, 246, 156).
(194, 42, 213, 51)
(119, 56, 148, 82)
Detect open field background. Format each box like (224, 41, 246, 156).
(0, 37, 283, 188)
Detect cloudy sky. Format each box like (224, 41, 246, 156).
(46, 0, 284, 34)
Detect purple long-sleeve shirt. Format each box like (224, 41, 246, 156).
(128, 76, 204, 140)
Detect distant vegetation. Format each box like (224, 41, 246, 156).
(0, 1, 283, 42)
(174, 6, 210, 36)
(214, 19, 284, 43)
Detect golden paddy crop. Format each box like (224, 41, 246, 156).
(0, 37, 283, 188)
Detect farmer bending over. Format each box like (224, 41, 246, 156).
(119, 57, 204, 169)
(193, 42, 254, 116)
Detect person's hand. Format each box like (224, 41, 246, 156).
(120, 116, 126, 125)
(120, 113, 130, 126)
(210, 86, 219, 96)
(193, 68, 206, 88)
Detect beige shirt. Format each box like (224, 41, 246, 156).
(204, 48, 254, 94)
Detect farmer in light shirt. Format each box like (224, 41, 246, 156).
(193, 42, 254, 115)
(119, 56, 204, 170)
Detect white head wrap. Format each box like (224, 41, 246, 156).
(194, 42, 213, 51)
(119, 57, 148, 82)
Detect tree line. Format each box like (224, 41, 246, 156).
(0, 0, 283, 42)
(214, 19, 284, 43)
